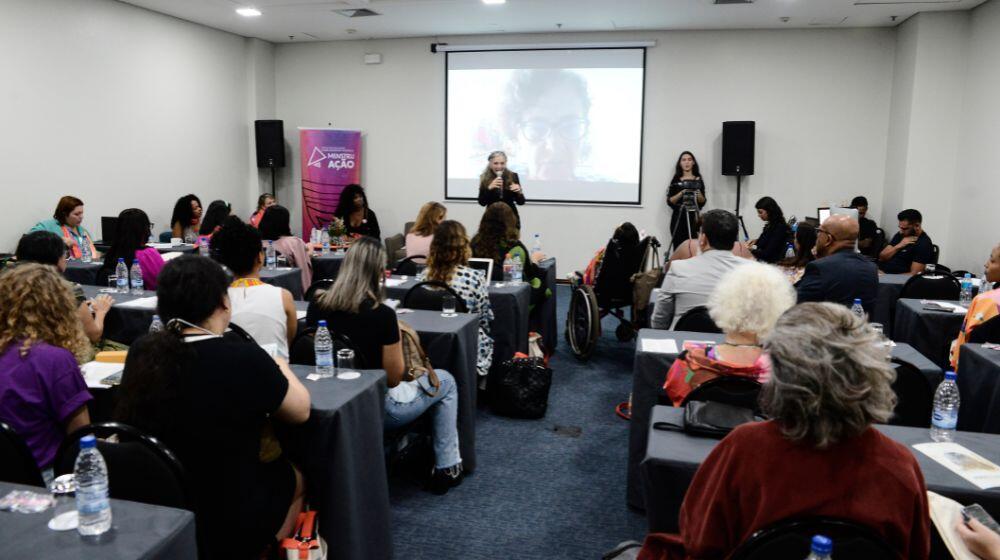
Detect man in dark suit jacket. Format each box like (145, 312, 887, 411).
(797, 214, 879, 315)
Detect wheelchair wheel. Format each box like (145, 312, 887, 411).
(615, 322, 636, 342)
(567, 285, 600, 360)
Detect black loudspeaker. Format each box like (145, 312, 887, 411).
(722, 121, 755, 176)
(255, 120, 285, 168)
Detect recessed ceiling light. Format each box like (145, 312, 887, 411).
(236, 7, 262, 17)
(482, 0, 506, 4)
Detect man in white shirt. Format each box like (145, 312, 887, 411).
(651, 209, 749, 330)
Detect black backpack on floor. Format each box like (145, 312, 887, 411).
(489, 356, 553, 419)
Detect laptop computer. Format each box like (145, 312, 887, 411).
(101, 216, 119, 246)
(468, 258, 494, 284)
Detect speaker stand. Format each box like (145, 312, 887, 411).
(270, 167, 277, 197)
(734, 172, 749, 240)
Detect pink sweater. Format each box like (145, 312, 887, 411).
(405, 233, 433, 259)
(135, 248, 165, 290)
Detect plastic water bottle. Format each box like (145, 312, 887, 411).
(321, 230, 331, 255)
(804, 535, 832, 560)
(503, 253, 514, 282)
(129, 261, 143, 294)
(851, 298, 865, 320)
(149, 314, 164, 333)
(80, 241, 92, 263)
(960, 273, 973, 306)
(266, 241, 277, 270)
(789, 215, 798, 234)
(512, 254, 523, 284)
(785, 243, 796, 260)
(115, 258, 129, 294)
(314, 320, 334, 377)
(532, 234, 542, 255)
(75, 434, 112, 537)
(198, 236, 210, 257)
(931, 371, 960, 442)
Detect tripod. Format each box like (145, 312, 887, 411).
(668, 183, 702, 254)
(734, 166, 749, 241)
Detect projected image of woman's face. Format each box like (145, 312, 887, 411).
(517, 84, 588, 181)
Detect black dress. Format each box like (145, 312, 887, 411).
(666, 178, 706, 250)
(752, 222, 792, 264)
(478, 172, 526, 225)
(343, 208, 381, 239)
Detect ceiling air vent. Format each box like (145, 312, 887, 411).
(714, 0, 753, 4)
(333, 8, 380, 18)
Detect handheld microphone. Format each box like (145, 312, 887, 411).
(495, 169, 503, 189)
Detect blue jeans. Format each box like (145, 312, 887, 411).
(384, 369, 461, 469)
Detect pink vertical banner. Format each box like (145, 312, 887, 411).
(299, 128, 362, 234)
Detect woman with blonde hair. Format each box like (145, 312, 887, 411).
(641, 303, 929, 559)
(0, 264, 93, 477)
(406, 202, 447, 259)
(664, 261, 795, 405)
(420, 220, 494, 376)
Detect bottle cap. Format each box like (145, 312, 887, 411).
(117, 257, 124, 262)
(811, 535, 832, 554)
(79, 434, 97, 449)
(854, 298, 862, 304)
(965, 273, 972, 278)
(945, 371, 957, 380)
(318, 320, 327, 327)
(152, 315, 160, 320)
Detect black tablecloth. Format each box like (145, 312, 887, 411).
(312, 254, 345, 282)
(82, 285, 157, 345)
(642, 405, 1000, 533)
(282, 366, 391, 560)
(0, 481, 196, 559)
(260, 267, 304, 300)
(893, 298, 965, 369)
(64, 260, 103, 286)
(530, 258, 558, 352)
(957, 344, 1000, 434)
(385, 276, 531, 366)
(874, 273, 910, 329)
(627, 329, 942, 511)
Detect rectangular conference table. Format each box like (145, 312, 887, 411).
(957, 344, 1000, 434)
(893, 298, 966, 370)
(384, 275, 532, 369)
(873, 273, 912, 330)
(0, 481, 197, 559)
(63, 245, 197, 286)
(295, 300, 483, 473)
(641, 405, 1000, 534)
(627, 328, 942, 512)
(83, 366, 392, 560)
(312, 252, 345, 282)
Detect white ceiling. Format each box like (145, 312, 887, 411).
(117, 0, 989, 43)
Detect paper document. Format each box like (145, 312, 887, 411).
(914, 442, 1000, 489)
(641, 338, 678, 354)
(81, 362, 125, 389)
(147, 243, 189, 250)
(384, 299, 400, 310)
(295, 310, 307, 320)
(921, 300, 969, 314)
(160, 251, 184, 261)
(385, 278, 407, 287)
(116, 296, 158, 310)
(927, 491, 979, 560)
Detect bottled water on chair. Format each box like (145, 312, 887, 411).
(931, 371, 960, 442)
(115, 258, 129, 294)
(129, 261, 143, 295)
(960, 273, 973, 306)
(75, 434, 112, 537)
(315, 320, 334, 377)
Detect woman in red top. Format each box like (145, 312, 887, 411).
(641, 302, 930, 560)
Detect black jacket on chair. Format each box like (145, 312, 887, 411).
(796, 249, 879, 315)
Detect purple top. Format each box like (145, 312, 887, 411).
(135, 247, 165, 290)
(0, 341, 92, 469)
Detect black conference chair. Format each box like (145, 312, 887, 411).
(731, 517, 896, 560)
(952, 270, 973, 279)
(53, 422, 189, 509)
(403, 221, 415, 235)
(681, 376, 763, 413)
(224, 322, 257, 344)
(0, 421, 46, 487)
(889, 357, 935, 428)
(392, 255, 427, 277)
(899, 272, 961, 301)
(931, 244, 941, 265)
(932, 263, 952, 275)
(304, 278, 335, 303)
(158, 231, 172, 243)
(402, 281, 469, 313)
(969, 315, 1000, 344)
(289, 326, 368, 367)
(384, 233, 406, 266)
(673, 305, 722, 334)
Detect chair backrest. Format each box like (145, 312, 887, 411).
(899, 272, 961, 301)
(933, 263, 952, 274)
(931, 244, 940, 264)
(0, 421, 45, 487)
(732, 516, 897, 560)
(682, 375, 763, 413)
(384, 233, 405, 267)
(594, 236, 647, 308)
(969, 315, 1000, 344)
(158, 231, 172, 243)
(392, 255, 427, 276)
(305, 278, 336, 303)
(224, 322, 256, 344)
(889, 357, 934, 428)
(53, 422, 189, 509)
(673, 306, 722, 334)
(402, 281, 469, 313)
(952, 270, 973, 279)
(403, 221, 415, 235)
(289, 326, 368, 367)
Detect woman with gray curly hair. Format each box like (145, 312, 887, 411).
(641, 302, 930, 559)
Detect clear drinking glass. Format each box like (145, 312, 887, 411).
(442, 294, 457, 317)
(336, 349, 359, 379)
(100, 275, 118, 293)
(48, 474, 78, 531)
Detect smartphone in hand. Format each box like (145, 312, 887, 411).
(962, 504, 1000, 536)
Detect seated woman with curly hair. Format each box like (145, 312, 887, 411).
(641, 302, 930, 559)
(471, 201, 548, 308)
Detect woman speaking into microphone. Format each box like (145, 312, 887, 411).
(666, 151, 707, 250)
(478, 151, 525, 226)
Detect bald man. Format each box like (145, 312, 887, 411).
(796, 214, 879, 314)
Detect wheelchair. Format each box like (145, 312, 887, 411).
(566, 233, 660, 360)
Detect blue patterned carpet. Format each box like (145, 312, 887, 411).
(389, 285, 647, 559)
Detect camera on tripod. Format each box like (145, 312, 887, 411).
(679, 182, 699, 212)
